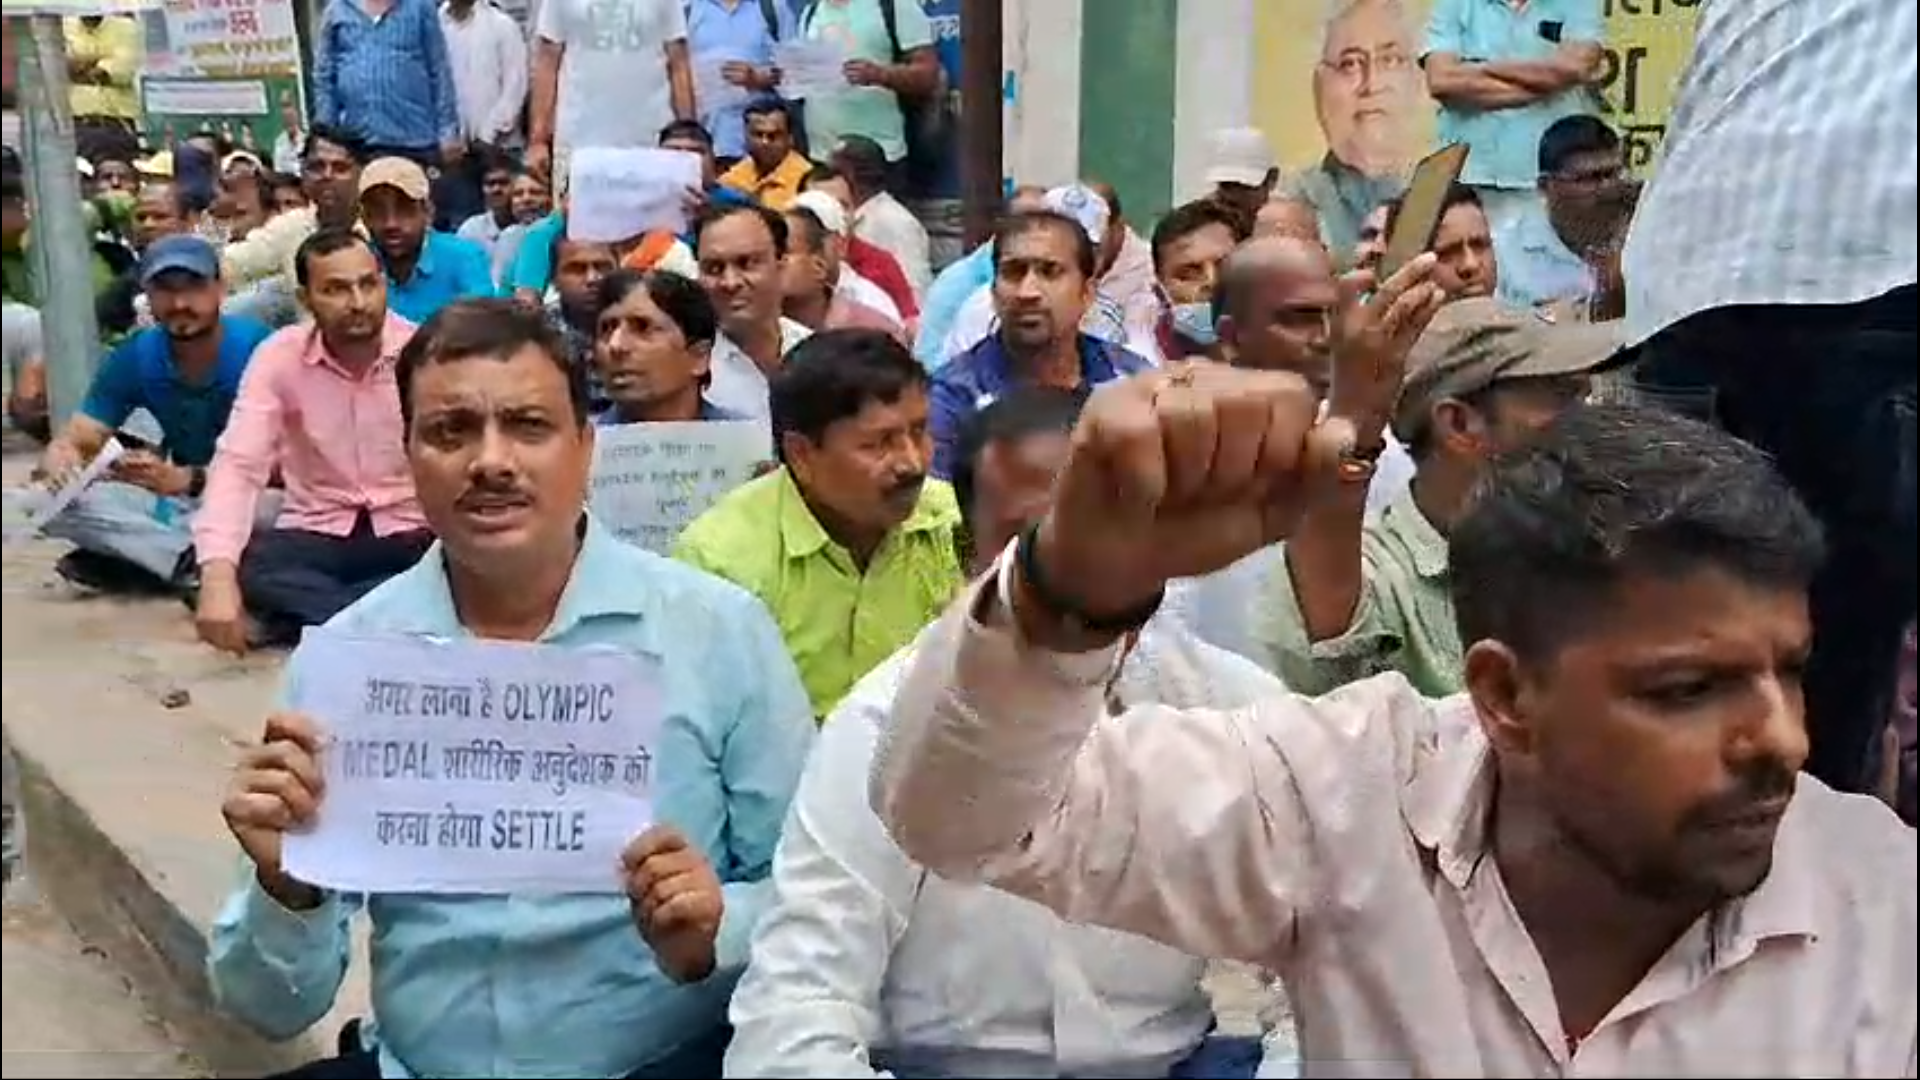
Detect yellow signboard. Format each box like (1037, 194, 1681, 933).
(1252, 0, 1702, 177)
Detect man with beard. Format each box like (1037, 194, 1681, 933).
(33, 236, 272, 593)
(1287, 0, 1426, 261)
(357, 157, 497, 324)
(193, 229, 433, 653)
(694, 202, 812, 420)
(675, 328, 961, 721)
(872, 363, 1916, 1075)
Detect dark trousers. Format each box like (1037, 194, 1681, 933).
(262, 1020, 732, 1079)
(237, 515, 433, 646)
(1633, 284, 1917, 793)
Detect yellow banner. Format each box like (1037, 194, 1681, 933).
(1252, 0, 1702, 178)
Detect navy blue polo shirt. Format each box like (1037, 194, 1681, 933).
(78, 315, 273, 466)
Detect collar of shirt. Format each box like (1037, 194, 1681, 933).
(357, 514, 657, 638)
(593, 398, 746, 426)
(724, 152, 812, 195)
(1406, 716, 1822, 950)
(1377, 488, 1450, 579)
(960, 332, 1139, 406)
(385, 231, 446, 286)
(298, 312, 416, 375)
(776, 467, 956, 562)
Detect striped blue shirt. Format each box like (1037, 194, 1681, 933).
(314, 0, 460, 150)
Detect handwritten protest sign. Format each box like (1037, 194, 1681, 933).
(589, 421, 770, 553)
(280, 630, 663, 895)
(773, 39, 850, 101)
(692, 55, 754, 115)
(567, 147, 704, 244)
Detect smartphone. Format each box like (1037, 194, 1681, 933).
(1379, 143, 1471, 282)
(115, 429, 159, 454)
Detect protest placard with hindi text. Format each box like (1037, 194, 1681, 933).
(280, 629, 663, 895)
(589, 420, 770, 553)
(567, 147, 704, 243)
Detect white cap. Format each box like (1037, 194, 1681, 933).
(76, 157, 95, 178)
(1042, 182, 1110, 243)
(792, 190, 848, 236)
(1203, 127, 1278, 187)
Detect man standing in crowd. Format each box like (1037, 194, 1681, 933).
(675, 329, 961, 721)
(35, 237, 273, 594)
(688, 0, 793, 167)
(311, 0, 461, 205)
(357, 157, 497, 322)
(1421, 0, 1603, 232)
(1624, 0, 1917, 796)
(64, 15, 142, 163)
(1287, 0, 1425, 259)
(796, 0, 941, 192)
(438, 0, 528, 225)
(528, 0, 694, 188)
(209, 299, 814, 1079)
(694, 203, 813, 419)
(193, 230, 432, 653)
(719, 101, 813, 210)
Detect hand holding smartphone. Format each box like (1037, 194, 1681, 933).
(1379, 143, 1471, 283)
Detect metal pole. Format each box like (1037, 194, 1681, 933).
(13, 16, 100, 431)
(958, 0, 1003, 248)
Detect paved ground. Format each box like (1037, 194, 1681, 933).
(2, 878, 208, 1078)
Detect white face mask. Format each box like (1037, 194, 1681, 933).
(1170, 300, 1217, 347)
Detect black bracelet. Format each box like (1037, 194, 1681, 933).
(1015, 521, 1163, 636)
(185, 466, 208, 499)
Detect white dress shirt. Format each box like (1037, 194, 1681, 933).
(706, 317, 812, 420)
(837, 266, 903, 326)
(853, 192, 932, 299)
(440, 0, 530, 143)
(726, 615, 1301, 1079)
(1622, 0, 1917, 344)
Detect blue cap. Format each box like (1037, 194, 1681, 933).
(138, 234, 221, 287)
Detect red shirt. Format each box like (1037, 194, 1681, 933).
(846, 237, 920, 320)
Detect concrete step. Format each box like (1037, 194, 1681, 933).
(4, 453, 368, 1078)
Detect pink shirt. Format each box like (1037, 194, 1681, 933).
(194, 315, 427, 566)
(872, 568, 1919, 1077)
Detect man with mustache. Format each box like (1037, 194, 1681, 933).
(208, 299, 814, 1079)
(675, 328, 962, 720)
(871, 354, 1915, 1075)
(192, 228, 433, 653)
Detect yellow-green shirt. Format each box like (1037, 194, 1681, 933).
(1257, 490, 1463, 698)
(66, 16, 142, 121)
(673, 468, 963, 720)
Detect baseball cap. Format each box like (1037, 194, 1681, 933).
(1042, 182, 1111, 245)
(138, 234, 221, 287)
(358, 156, 431, 201)
(792, 190, 848, 236)
(1390, 298, 1625, 443)
(1203, 128, 1278, 188)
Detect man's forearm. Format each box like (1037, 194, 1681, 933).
(1483, 57, 1589, 95)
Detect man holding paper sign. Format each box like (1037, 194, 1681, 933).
(206, 300, 815, 1079)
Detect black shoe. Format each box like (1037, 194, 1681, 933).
(52, 550, 172, 595)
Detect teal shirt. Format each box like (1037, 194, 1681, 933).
(797, 0, 934, 162)
(382, 230, 498, 324)
(1423, 0, 1605, 190)
(205, 519, 816, 1078)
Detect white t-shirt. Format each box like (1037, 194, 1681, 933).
(536, 0, 685, 156)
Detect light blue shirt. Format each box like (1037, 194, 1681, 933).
(205, 518, 816, 1079)
(913, 242, 993, 370)
(1423, 0, 1604, 190)
(1492, 198, 1596, 311)
(686, 0, 796, 160)
(383, 230, 498, 324)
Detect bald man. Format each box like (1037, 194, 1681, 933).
(1254, 197, 1324, 245)
(1214, 237, 1342, 392)
(1164, 235, 1414, 662)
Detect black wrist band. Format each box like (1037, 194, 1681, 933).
(1015, 522, 1163, 636)
(186, 466, 208, 498)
